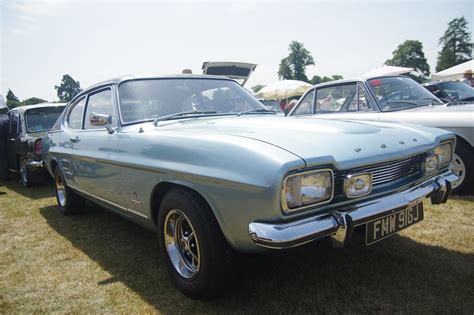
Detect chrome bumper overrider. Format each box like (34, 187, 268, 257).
(248, 172, 458, 249)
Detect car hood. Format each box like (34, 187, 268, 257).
(147, 116, 450, 169)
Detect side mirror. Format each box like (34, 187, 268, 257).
(89, 113, 115, 134)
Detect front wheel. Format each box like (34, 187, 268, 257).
(451, 141, 474, 194)
(157, 187, 235, 299)
(54, 167, 85, 214)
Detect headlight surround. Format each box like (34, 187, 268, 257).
(344, 173, 372, 198)
(424, 154, 439, 175)
(435, 142, 453, 167)
(282, 169, 333, 213)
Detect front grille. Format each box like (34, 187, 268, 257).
(333, 154, 424, 196)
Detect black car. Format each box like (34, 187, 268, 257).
(423, 81, 474, 102)
(7, 103, 66, 186)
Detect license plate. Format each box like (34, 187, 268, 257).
(366, 203, 424, 246)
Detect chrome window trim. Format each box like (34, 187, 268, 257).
(64, 96, 87, 130)
(343, 172, 373, 199)
(281, 168, 334, 214)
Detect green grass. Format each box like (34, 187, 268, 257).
(1, 175, 473, 313)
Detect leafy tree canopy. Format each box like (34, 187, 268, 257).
(310, 75, 344, 85)
(6, 89, 20, 109)
(251, 84, 266, 94)
(436, 16, 472, 72)
(21, 97, 48, 106)
(385, 40, 430, 81)
(278, 41, 314, 82)
(55, 74, 82, 102)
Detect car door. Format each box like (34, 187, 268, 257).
(64, 88, 123, 207)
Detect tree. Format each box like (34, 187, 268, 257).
(310, 75, 344, 85)
(251, 84, 266, 94)
(21, 97, 48, 106)
(385, 40, 430, 81)
(436, 17, 472, 72)
(278, 41, 315, 82)
(55, 74, 82, 102)
(6, 89, 20, 108)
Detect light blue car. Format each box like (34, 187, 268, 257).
(43, 75, 457, 298)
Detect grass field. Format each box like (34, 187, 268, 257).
(1, 175, 473, 313)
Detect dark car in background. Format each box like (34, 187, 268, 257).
(423, 81, 474, 103)
(7, 103, 66, 186)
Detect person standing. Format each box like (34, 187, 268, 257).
(461, 70, 473, 87)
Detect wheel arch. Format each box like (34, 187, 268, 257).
(455, 135, 474, 153)
(149, 181, 230, 245)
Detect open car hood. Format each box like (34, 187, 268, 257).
(202, 61, 257, 86)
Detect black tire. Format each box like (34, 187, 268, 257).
(157, 187, 235, 299)
(19, 157, 33, 187)
(54, 167, 85, 215)
(452, 141, 474, 195)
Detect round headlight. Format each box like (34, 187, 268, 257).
(424, 154, 439, 174)
(344, 173, 372, 198)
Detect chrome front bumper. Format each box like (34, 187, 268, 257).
(248, 172, 458, 249)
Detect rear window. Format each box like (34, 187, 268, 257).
(205, 66, 251, 77)
(25, 106, 65, 133)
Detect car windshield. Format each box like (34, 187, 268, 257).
(368, 76, 444, 111)
(118, 78, 267, 124)
(25, 106, 65, 133)
(438, 81, 474, 100)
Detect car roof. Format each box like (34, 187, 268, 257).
(310, 75, 413, 89)
(8, 103, 67, 113)
(73, 74, 237, 103)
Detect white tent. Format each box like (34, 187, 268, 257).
(255, 80, 312, 100)
(363, 65, 414, 78)
(431, 60, 473, 81)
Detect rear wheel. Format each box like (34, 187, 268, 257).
(54, 167, 85, 214)
(19, 157, 32, 187)
(157, 187, 235, 299)
(451, 141, 473, 195)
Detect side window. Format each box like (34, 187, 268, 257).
(84, 89, 116, 130)
(357, 85, 374, 112)
(315, 84, 356, 112)
(9, 113, 19, 134)
(67, 98, 86, 130)
(292, 90, 315, 115)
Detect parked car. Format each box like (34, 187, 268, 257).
(43, 75, 457, 298)
(7, 103, 66, 186)
(288, 75, 473, 194)
(423, 80, 474, 102)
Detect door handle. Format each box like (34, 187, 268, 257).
(69, 136, 80, 143)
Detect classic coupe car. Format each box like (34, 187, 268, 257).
(7, 103, 66, 186)
(289, 75, 473, 194)
(43, 75, 457, 298)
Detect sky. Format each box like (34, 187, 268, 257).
(1, 0, 473, 101)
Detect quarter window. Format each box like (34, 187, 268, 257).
(84, 89, 116, 130)
(292, 90, 315, 115)
(67, 98, 86, 129)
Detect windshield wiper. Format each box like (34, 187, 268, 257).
(153, 110, 217, 126)
(236, 108, 277, 116)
